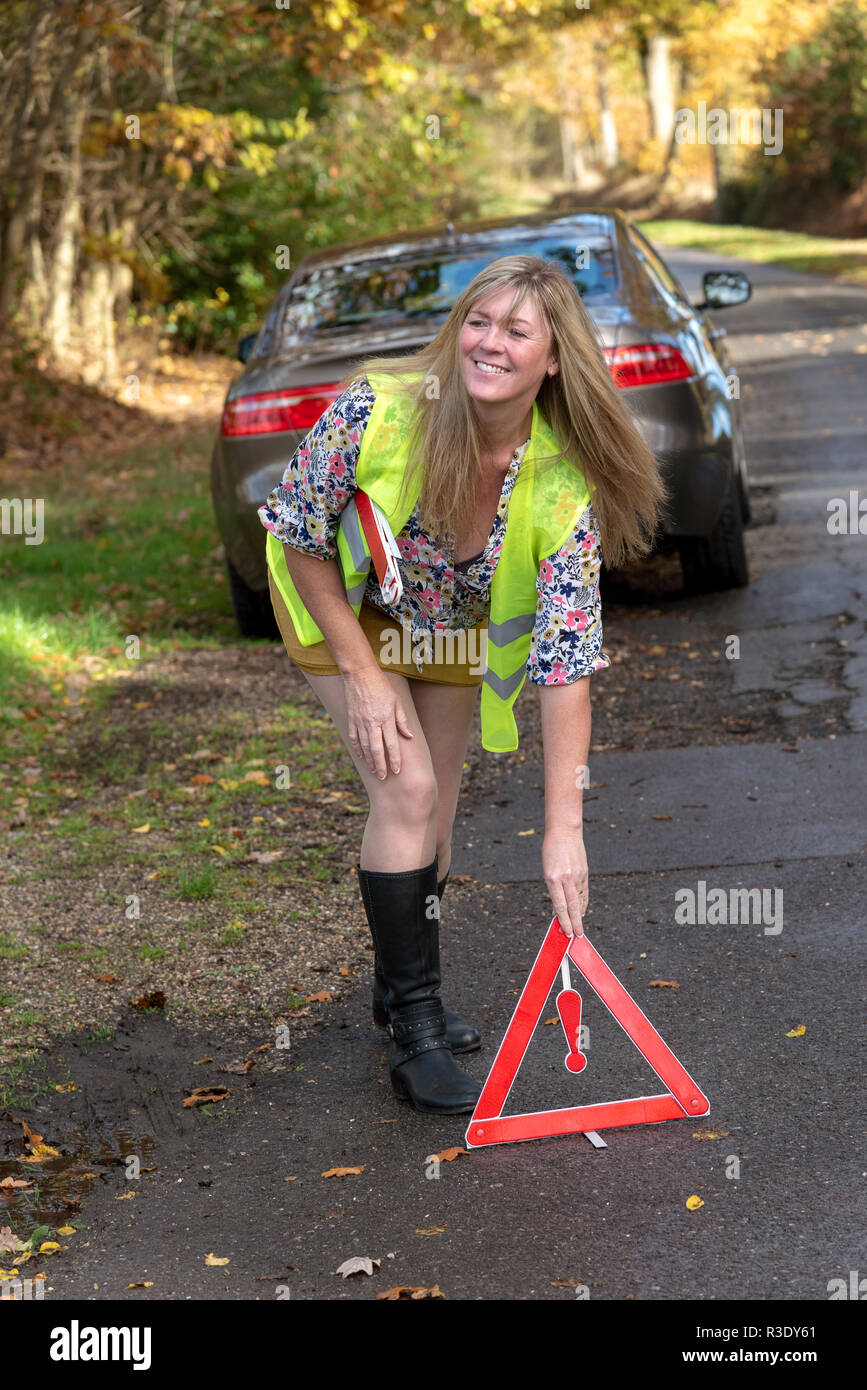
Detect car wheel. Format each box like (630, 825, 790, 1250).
(226, 557, 280, 639)
(733, 432, 752, 526)
(677, 471, 749, 593)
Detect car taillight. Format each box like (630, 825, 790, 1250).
(221, 382, 343, 436)
(603, 344, 694, 388)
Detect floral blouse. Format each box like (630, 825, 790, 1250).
(257, 375, 611, 684)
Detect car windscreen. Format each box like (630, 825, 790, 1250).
(276, 236, 618, 344)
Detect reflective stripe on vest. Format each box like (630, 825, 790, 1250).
(265, 371, 591, 752)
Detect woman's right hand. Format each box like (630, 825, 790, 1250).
(344, 667, 415, 779)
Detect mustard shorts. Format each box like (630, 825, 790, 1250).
(268, 569, 487, 687)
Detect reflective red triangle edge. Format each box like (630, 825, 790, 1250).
(465, 918, 710, 1149)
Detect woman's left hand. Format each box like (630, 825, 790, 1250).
(542, 827, 589, 937)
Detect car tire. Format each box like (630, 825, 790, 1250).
(677, 471, 749, 593)
(226, 557, 280, 639)
(733, 432, 752, 526)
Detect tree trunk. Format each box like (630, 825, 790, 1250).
(0, 29, 90, 327)
(558, 112, 585, 185)
(45, 91, 87, 362)
(594, 43, 619, 170)
(643, 34, 676, 146)
(554, 30, 586, 186)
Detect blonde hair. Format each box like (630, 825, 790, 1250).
(337, 254, 668, 570)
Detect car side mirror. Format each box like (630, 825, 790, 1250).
(695, 271, 751, 311)
(237, 332, 258, 364)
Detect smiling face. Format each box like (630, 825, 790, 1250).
(459, 286, 559, 407)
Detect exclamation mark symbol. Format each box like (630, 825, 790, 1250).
(556, 989, 587, 1073)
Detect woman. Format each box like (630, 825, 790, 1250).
(258, 256, 666, 1117)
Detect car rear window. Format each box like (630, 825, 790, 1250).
(274, 235, 618, 345)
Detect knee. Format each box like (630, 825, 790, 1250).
(381, 759, 438, 824)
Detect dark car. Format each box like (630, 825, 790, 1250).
(210, 209, 752, 637)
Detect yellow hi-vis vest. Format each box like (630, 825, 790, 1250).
(265, 372, 591, 752)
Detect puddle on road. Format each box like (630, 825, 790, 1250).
(0, 1128, 158, 1235)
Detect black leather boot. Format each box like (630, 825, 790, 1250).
(371, 862, 481, 1053)
(357, 856, 480, 1115)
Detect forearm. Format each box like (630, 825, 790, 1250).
(539, 676, 591, 832)
(281, 543, 380, 679)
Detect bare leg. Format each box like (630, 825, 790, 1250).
(293, 667, 439, 871)
(405, 679, 480, 881)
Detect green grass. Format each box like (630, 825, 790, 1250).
(176, 865, 220, 899)
(0, 426, 237, 729)
(0, 935, 30, 962)
(637, 219, 867, 285)
(139, 943, 168, 962)
(220, 919, 247, 945)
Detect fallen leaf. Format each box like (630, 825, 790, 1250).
(205, 1253, 229, 1266)
(335, 1256, 380, 1278)
(649, 979, 679, 989)
(189, 773, 215, 785)
(20, 1143, 62, 1162)
(218, 1059, 253, 1074)
(193, 1055, 214, 1065)
(415, 1225, 446, 1236)
(692, 1129, 730, 1140)
(127, 1281, 155, 1288)
(0, 1227, 29, 1253)
(130, 990, 166, 1010)
(339, 966, 356, 977)
(131, 823, 150, 834)
(93, 974, 120, 983)
(429, 1147, 468, 1163)
(651, 814, 673, 821)
(210, 844, 229, 857)
(543, 1017, 559, 1026)
(786, 1024, 806, 1037)
(321, 1166, 364, 1178)
(516, 828, 535, 836)
(685, 1195, 704, 1211)
(377, 1285, 446, 1300)
(307, 990, 332, 1003)
(54, 1083, 76, 1093)
(198, 818, 211, 827)
(242, 770, 269, 785)
(0, 1177, 33, 1190)
(245, 851, 284, 865)
(183, 1087, 230, 1108)
(550, 1277, 586, 1287)
(283, 1176, 298, 1182)
(56, 1226, 77, 1236)
(38, 1241, 61, 1255)
(116, 1192, 135, 1201)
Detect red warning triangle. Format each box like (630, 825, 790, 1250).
(465, 919, 710, 1148)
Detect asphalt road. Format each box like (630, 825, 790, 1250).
(13, 251, 867, 1315)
